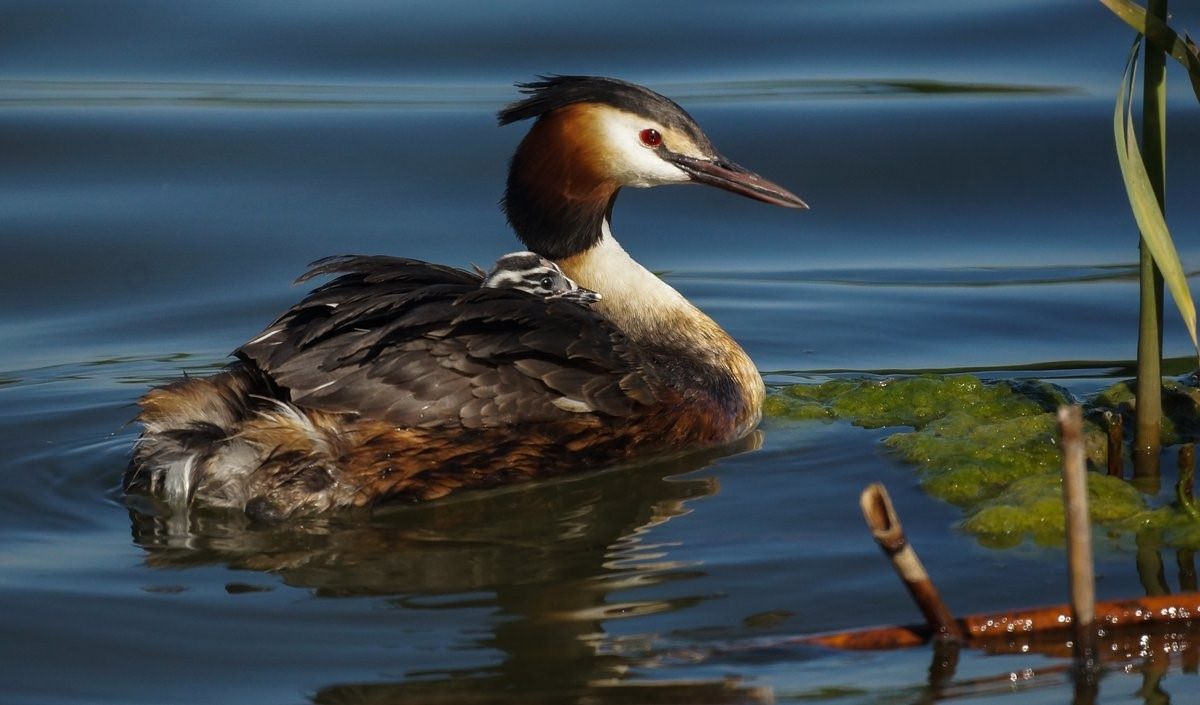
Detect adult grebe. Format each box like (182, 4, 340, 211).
(127, 76, 806, 521)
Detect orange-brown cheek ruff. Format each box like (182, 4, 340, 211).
(503, 104, 622, 260)
(520, 105, 615, 200)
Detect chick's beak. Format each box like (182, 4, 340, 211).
(664, 152, 808, 209)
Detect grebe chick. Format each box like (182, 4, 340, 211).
(480, 251, 602, 306)
(127, 75, 806, 521)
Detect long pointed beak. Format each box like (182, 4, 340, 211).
(664, 152, 808, 209)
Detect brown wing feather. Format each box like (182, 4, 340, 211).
(236, 256, 665, 428)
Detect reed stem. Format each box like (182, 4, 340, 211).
(1134, 0, 1169, 479)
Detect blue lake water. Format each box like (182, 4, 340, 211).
(4, 1, 1200, 703)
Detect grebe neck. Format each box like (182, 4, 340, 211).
(558, 220, 765, 432)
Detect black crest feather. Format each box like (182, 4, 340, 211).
(496, 75, 709, 147)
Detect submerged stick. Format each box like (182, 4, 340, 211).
(799, 591, 1200, 651)
(859, 483, 962, 642)
(1059, 405, 1099, 676)
(1136, 529, 1171, 596)
(926, 638, 961, 694)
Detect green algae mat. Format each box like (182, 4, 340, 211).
(765, 374, 1200, 549)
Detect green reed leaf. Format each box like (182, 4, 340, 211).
(1100, 0, 1200, 103)
(1114, 39, 1199, 356)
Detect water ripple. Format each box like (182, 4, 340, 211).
(0, 76, 1080, 110)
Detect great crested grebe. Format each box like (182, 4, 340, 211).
(480, 251, 602, 305)
(126, 76, 806, 521)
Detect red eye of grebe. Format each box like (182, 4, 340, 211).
(639, 128, 662, 147)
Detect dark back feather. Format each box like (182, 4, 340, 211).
(237, 256, 663, 429)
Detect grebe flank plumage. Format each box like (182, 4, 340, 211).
(126, 76, 806, 521)
(480, 251, 601, 306)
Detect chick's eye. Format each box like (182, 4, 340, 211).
(540, 276, 554, 289)
(639, 128, 662, 148)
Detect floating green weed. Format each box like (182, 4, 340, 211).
(769, 375, 1043, 429)
(888, 413, 1077, 506)
(766, 375, 1200, 548)
(963, 474, 1147, 549)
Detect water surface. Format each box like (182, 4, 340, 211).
(4, 2, 1200, 703)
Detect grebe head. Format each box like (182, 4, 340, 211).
(499, 75, 807, 259)
(482, 251, 602, 305)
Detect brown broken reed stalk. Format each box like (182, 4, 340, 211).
(859, 483, 962, 642)
(1058, 405, 1099, 677)
(1105, 409, 1124, 477)
(1059, 407, 1099, 663)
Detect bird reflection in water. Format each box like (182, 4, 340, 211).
(128, 433, 773, 704)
